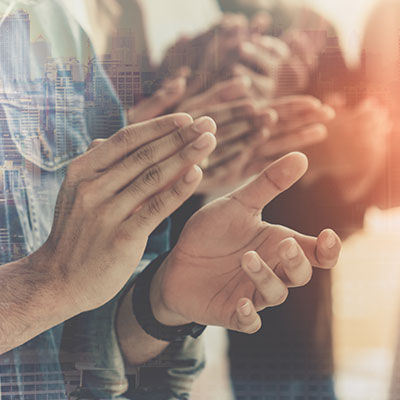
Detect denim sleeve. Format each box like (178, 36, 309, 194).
(61, 219, 205, 399)
(127, 336, 205, 400)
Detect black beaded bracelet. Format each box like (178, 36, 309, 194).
(132, 252, 206, 342)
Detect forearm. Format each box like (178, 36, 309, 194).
(116, 284, 169, 366)
(0, 251, 73, 355)
(116, 281, 205, 398)
(117, 253, 194, 366)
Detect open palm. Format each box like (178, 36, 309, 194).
(156, 153, 341, 333)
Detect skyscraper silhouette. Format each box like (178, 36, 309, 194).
(0, 10, 31, 85)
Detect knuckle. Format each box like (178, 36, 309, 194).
(114, 227, 134, 243)
(297, 266, 312, 286)
(170, 182, 183, 198)
(66, 158, 83, 182)
(134, 143, 155, 164)
(242, 319, 262, 335)
(178, 146, 190, 162)
(263, 169, 285, 192)
(135, 213, 149, 230)
(113, 127, 132, 148)
(88, 138, 104, 150)
(146, 196, 165, 216)
(75, 181, 95, 210)
(95, 204, 112, 226)
(118, 156, 131, 172)
(257, 274, 272, 292)
(172, 128, 186, 147)
(125, 181, 143, 198)
(270, 286, 289, 306)
(143, 165, 162, 186)
(153, 117, 170, 133)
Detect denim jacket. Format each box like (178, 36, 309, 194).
(0, 1, 204, 399)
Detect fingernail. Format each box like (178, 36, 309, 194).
(286, 241, 298, 259)
(246, 252, 261, 272)
(193, 117, 214, 133)
(239, 301, 251, 316)
(184, 166, 200, 183)
(325, 231, 336, 249)
(192, 132, 211, 150)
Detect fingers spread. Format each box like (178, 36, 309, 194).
(230, 152, 308, 211)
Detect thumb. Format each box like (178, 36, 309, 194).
(127, 76, 187, 124)
(229, 152, 308, 210)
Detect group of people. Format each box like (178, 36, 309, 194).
(0, 0, 398, 399)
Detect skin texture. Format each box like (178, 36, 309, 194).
(0, 112, 216, 355)
(150, 153, 341, 333)
(1, 113, 341, 366)
(117, 152, 341, 366)
(128, 73, 335, 195)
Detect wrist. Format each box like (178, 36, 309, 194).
(24, 249, 79, 323)
(30, 244, 83, 319)
(149, 255, 191, 326)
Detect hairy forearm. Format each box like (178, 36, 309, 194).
(0, 251, 72, 355)
(116, 285, 169, 366)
